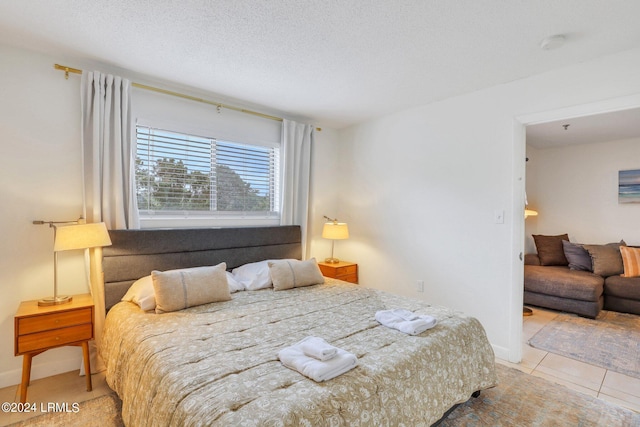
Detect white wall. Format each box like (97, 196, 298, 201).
(0, 44, 340, 387)
(0, 44, 87, 388)
(335, 47, 640, 361)
(526, 137, 640, 251)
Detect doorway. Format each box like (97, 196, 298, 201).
(510, 93, 640, 363)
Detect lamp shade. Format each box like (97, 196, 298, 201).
(322, 222, 349, 240)
(524, 209, 539, 219)
(54, 222, 112, 252)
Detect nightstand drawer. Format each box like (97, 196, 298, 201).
(336, 273, 358, 283)
(17, 323, 93, 354)
(335, 265, 357, 276)
(17, 308, 93, 335)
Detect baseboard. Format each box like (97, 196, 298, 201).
(491, 343, 510, 362)
(0, 354, 82, 389)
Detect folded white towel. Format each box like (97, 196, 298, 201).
(390, 308, 419, 321)
(298, 336, 338, 361)
(278, 339, 358, 382)
(375, 309, 437, 335)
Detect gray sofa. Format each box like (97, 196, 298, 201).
(524, 254, 603, 318)
(523, 234, 640, 318)
(603, 274, 640, 315)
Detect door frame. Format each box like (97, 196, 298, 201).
(509, 93, 640, 363)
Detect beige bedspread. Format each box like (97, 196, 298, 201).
(101, 279, 497, 426)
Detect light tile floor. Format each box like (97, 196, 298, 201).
(496, 306, 640, 414)
(1, 308, 638, 425)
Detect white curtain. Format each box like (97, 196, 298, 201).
(280, 120, 313, 258)
(80, 71, 138, 372)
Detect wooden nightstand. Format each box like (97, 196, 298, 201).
(318, 261, 358, 284)
(14, 293, 94, 403)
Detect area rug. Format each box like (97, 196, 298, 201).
(9, 365, 640, 427)
(441, 364, 640, 427)
(529, 310, 640, 379)
(7, 393, 122, 427)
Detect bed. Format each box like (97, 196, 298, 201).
(100, 226, 497, 426)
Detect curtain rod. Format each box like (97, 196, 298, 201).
(54, 64, 321, 131)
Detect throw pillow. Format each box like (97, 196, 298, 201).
(153, 263, 231, 313)
(533, 234, 569, 266)
(269, 258, 325, 291)
(562, 241, 592, 272)
(620, 246, 640, 278)
(583, 242, 626, 277)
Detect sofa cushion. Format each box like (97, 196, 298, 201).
(604, 275, 640, 301)
(533, 234, 569, 266)
(620, 246, 640, 277)
(583, 242, 625, 277)
(562, 241, 592, 271)
(524, 291, 602, 319)
(524, 265, 603, 302)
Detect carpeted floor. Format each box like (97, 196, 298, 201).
(529, 310, 640, 379)
(10, 364, 640, 427)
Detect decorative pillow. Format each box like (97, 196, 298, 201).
(269, 258, 325, 291)
(226, 271, 245, 293)
(121, 275, 156, 311)
(533, 234, 569, 266)
(562, 241, 592, 272)
(152, 263, 230, 313)
(583, 242, 626, 277)
(231, 259, 295, 290)
(620, 246, 640, 278)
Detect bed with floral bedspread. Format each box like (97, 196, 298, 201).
(101, 278, 497, 427)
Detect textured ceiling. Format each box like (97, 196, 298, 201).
(527, 107, 640, 149)
(1, 1, 640, 129)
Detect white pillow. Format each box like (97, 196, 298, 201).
(226, 271, 245, 293)
(231, 260, 288, 290)
(121, 275, 156, 311)
(153, 263, 231, 313)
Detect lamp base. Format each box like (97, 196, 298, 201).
(38, 295, 73, 307)
(324, 257, 340, 264)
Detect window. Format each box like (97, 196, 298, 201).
(135, 125, 280, 221)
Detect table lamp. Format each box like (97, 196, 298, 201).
(322, 216, 349, 263)
(33, 219, 112, 306)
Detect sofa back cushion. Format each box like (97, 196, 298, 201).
(583, 242, 626, 277)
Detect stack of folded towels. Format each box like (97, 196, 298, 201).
(277, 336, 358, 382)
(375, 308, 437, 335)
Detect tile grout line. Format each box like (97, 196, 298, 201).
(525, 308, 640, 409)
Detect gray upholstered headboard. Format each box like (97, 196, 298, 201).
(102, 226, 302, 310)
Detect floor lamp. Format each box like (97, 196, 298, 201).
(523, 208, 538, 316)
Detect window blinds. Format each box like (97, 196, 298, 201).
(136, 125, 279, 217)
